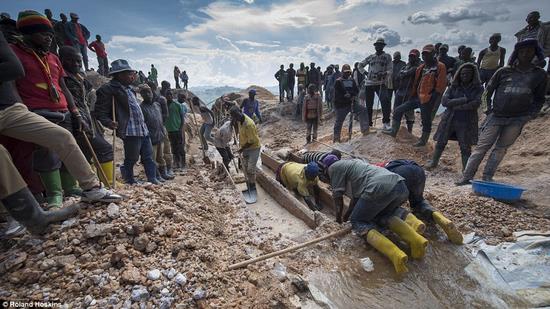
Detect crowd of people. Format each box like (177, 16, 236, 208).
(0, 6, 549, 275)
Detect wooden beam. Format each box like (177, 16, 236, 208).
(255, 168, 317, 229)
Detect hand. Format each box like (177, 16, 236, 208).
(108, 121, 118, 129)
(344, 93, 351, 99)
(238, 148, 244, 153)
(74, 115, 90, 133)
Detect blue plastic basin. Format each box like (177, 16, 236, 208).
(471, 180, 526, 202)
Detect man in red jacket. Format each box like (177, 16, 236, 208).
(88, 34, 108, 76)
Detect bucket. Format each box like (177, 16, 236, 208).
(471, 180, 526, 202)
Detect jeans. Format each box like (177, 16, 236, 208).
(174, 76, 181, 89)
(279, 84, 286, 103)
(393, 97, 435, 133)
(463, 115, 527, 181)
(168, 131, 185, 168)
(435, 122, 472, 158)
(389, 164, 426, 210)
(76, 43, 89, 70)
(305, 118, 318, 142)
(242, 147, 260, 183)
(287, 83, 295, 101)
(365, 84, 391, 125)
(333, 103, 369, 141)
(97, 56, 109, 76)
(199, 123, 214, 149)
(121, 135, 157, 182)
(350, 181, 409, 233)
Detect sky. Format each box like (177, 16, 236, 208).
(3, 0, 549, 88)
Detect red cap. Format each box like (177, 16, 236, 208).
(422, 44, 435, 53)
(409, 49, 420, 57)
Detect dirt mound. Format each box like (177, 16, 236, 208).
(85, 71, 110, 89)
(0, 167, 298, 307)
(244, 85, 277, 101)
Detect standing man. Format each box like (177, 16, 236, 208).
(230, 106, 261, 195)
(275, 64, 288, 103)
(457, 39, 547, 185)
(65, 13, 90, 71)
(59, 46, 115, 187)
(286, 63, 296, 101)
(53, 13, 69, 49)
(240, 89, 262, 123)
(358, 38, 393, 130)
(324, 65, 335, 108)
(389, 51, 406, 104)
(173, 66, 181, 89)
(477, 34, 506, 85)
(333, 64, 369, 142)
(88, 35, 108, 76)
(95, 59, 159, 184)
(307, 62, 320, 90)
(139, 84, 167, 183)
(44, 9, 58, 55)
(150, 64, 158, 86)
(515, 11, 550, 69)
(213, 119, 234, 170)
(438, 44, 457, 81)
(296, 63, 307, 96)
(383, 45, 447, 146)
(164, 90, 186, 171)
(302, 84, 323, 144)
(180, 70, 189, 89)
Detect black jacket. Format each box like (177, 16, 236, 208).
(140, 101, 166, 145)
(94, 79, 133, 139)
(334, 77, 358, 109)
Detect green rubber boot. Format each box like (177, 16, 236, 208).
(39, 170, 63, 208)
(60, 170, 82, 197)
(425, 147, 444, 170)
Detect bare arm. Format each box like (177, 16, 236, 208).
(498, 47, 506, 68)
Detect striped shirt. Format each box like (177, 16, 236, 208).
(125, 87, 149, 137)
(302, 151, 331, 164)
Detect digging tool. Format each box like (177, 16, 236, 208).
(228, 226, 352, 270)
(111, 97, 117, 189)
(233, 126, 256, 204)
(373, 83, 383, 129)
(82, 132, 111, 189)
(312, 140, 369, 161)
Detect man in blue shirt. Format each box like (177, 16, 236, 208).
(240, 89, 262, 123)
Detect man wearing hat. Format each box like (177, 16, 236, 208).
(515, 11, 550, 69)
(240, 89, 262, 123)
(358, 38, 393, 130)
(95, 59, 159, 184)
(65, 12, 90, 71)
(1, 14, 121, 208)
(276, 161, 322, 211)
(384, 44, 447, 146)
(457, 39, 548, 185)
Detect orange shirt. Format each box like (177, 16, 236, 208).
(411, 62, 447, 104)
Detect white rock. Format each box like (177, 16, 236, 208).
(107, 203, 120, 219)
(160, 288, 170, 296)
(165, 268, 177, 279)
(147, 269, 161, 281)
(130, 285, 149, 302)
(175, 273, 187, 286)
(360, 257, 374, 272)
(83, 295, 93, 307)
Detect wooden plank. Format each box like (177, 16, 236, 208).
(261, 151, 336, 215)
(255, 168, 317, 229)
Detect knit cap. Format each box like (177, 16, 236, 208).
(304, 162, 320, 179)
(16, 10, 53, 34)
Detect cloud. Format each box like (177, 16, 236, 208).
(216, 35, 240, 51)
(338, 0, 412, 11)
(407, 7, 510, 26)
(350, 23, 412, 47)
(108, 35, 172, 48)
(429, 29, 485, 46)
(235, 40, 280, 48)
(243, 0, 254, 3)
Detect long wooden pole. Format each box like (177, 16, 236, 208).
(82, 133, 112, 189)
(228, 226, 352, 270)
(312, 140, 362, 159)
(111, 97, 117, 189)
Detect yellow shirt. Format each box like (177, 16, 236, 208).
(239, 115, 261, 150)
(280, 162, 318, 197)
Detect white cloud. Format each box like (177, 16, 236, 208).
(216, 35, 240, 52)
(235, 40, 280, 48)
(408, 7, 510, 26)
(243, 0, 254, 3)
(349, 23, 412, 47)
(338, 0, 412, 11)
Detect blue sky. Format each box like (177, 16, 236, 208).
(3, 0, 549, 88)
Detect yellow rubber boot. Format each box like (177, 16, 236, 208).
(366, 229, 408, 274)
(100, 161, 123, 187)
(432, 211, 463, 245)
(405, 213, 426, 235)
(388, 216, 429, 259)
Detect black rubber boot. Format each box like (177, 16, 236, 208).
(382, 120, 400, 137)
(425, 147, 444, 170)
(160, 166, 174, 180)
(461, 153, 470, 172)
(306, 135, 311, 144)
(406, 122, 414, 133)
(413, 131, 430, 147)
(2, 187, 79, 235)
(166, 163, 176, 178)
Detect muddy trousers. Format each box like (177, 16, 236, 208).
(463, 115, 527, 181)
(333, 103, 369, 141)
(158, 134, 173, 167)
(393, 97, 434, 134)
(121, 136, 157, 182)
(435, 122, 472, 164)
(393, 93, 415, 125)
(0, 104, 98, 190)
(349, 181, 409, 234)
(242, 147, 260, 183)
(199, 123, 214, 150)
(305, 118, 319, 142)
(216, 147, 233, 170)
(387, 164, 435, 218)
(168, 131, 185, 168)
